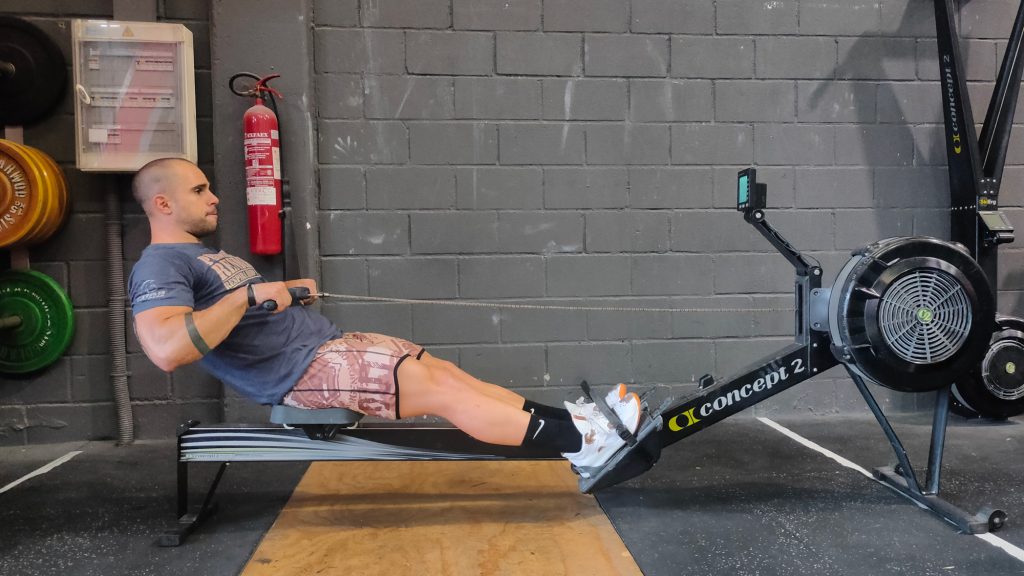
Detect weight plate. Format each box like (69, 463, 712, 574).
(16, 143, 63, 245)
(0, 16, 67, 126)
(33, 146, 68, 240)
(17, 144, 66, 243)
(8, 141, 54, 246)
(0, 139, 47, 248)
(0, 269, 74, 374)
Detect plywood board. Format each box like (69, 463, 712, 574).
(242, 460, 643, 576)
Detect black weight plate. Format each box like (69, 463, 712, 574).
(0, 269, 74, 374)
(0, 17, 67, 126)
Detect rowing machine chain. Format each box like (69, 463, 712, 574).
(313, 292, 793, 314)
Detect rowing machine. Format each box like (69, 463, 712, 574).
(932, 0, 1024, 418)
(579, 168, 1005, 535)
(160, 405, 563, 546)
(163, 169, 1005, 546)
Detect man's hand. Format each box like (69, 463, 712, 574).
(285, 279, 319, 306)
(251, 279, 319, 312)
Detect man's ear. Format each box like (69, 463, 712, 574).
(153, 193, 172, 214)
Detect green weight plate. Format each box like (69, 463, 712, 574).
(0, 269, 74, 374)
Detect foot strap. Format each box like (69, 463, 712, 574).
(580, 380, 638, 447)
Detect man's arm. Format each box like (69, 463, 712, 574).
(134, 280, 315, 372)
(134, 288, 247, 372)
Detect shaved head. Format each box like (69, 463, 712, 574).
(131, 157, 195, 215)
(133, 157, 219, 242)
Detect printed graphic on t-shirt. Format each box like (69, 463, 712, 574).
(197, 251, 260, 290)
(135, 279, 167, 303)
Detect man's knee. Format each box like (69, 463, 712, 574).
(398, 357, 472, 419)
(401, 357, 462, 393)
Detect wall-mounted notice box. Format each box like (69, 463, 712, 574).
(72, 20, 197, 172)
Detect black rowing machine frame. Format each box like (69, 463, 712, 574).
(935, 0, 1024, 418)
(585, 171, 1004, 535)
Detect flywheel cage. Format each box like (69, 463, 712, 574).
(827, 236, 995, 393)
(982, 341, 1024, 401)
(877, 268, 972, 365)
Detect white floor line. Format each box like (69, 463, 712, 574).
(0, 451, 82, 495)
(757, 417, 1024, 563)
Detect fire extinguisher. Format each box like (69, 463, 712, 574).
(235, 73, 284, 255)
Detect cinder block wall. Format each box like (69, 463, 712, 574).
(311, 0, 1024, 418)
(0, 0, 219, 444)
(2, 0, 1023, 445)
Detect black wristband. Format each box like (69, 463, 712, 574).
(247, 283, 257, 307)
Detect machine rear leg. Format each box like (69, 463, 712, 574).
(158, 461, 228, 547)
(850, 368, 1004, 534)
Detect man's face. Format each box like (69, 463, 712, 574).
(168, 162, 218, 237)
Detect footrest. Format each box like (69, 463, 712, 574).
(577, 412, 664, 494)
(580, 380, 637, 447)
(269, 405, 363, 425)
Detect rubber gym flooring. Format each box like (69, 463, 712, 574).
(2, 413, 1023, 576)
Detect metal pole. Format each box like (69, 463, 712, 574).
(0, 316, 22, 329)
(925, 386, 952, 495)
(849, 368, 923, 495)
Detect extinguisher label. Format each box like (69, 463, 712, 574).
(273, 147, 281, 179)
(247, 186, 277, 206)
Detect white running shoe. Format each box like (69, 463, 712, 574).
(562, 385, 642, 478)
(604, 383, 629, 409)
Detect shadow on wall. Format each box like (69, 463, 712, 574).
(803, 0, 974, 412)
(807, 0, 942, 251)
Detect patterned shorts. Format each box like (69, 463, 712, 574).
(281, 332, 424, 420)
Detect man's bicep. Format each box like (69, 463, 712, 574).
(134, 305, 192, 347)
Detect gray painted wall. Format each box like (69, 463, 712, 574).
(2, 0, 1024, 444)
(309, 0, 1024, 419)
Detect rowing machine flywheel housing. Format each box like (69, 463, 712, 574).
(951, 315, 1024, 418)
(828, 237, 995, 393)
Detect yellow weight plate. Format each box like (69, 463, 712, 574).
(0, 139, 47, 248)
(6, 142, 53, 247)
(18, 144, 65, 245)
(0, 140, 43, 247)
(12, 142, 56, 247)
(38, 149, 67, 243)
(36, 147, 68, 235)
(10, 144, 47, 246)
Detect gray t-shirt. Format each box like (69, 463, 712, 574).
(128, 243, 340, 404)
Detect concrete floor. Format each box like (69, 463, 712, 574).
(1, 413, 1023, 576)
(599, 414, 1024, 576)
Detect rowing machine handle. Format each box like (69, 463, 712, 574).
(260, 287, 312, 311)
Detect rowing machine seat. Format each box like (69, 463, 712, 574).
(270, 405, 363, 425)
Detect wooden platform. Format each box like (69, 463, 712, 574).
(241, 460, 643, 575)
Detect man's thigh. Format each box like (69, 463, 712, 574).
(282, 332, 423, 419)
